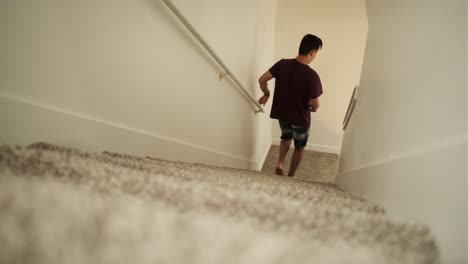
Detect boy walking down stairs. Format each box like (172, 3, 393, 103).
(258, 34, 323, 177)
(0, 143, 439, 264)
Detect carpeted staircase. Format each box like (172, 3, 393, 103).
(0, 143, 439, 264)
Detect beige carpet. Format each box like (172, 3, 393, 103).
(261, 145, 339, 183)
(0, 143, 439, 264)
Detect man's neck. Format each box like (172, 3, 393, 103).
(295, 55, 309, 65)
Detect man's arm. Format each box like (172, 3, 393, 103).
(258, 71, 274, 105)
(310, 98, 320, 112)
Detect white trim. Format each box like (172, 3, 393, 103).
(250, 142, 272, 171)
(272, 138, 341, 154)
(338, 135, 467, 176)
(334, 138, 466, 264)
(0, 93, 259, 168)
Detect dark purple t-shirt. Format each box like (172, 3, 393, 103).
(269, 59, 323, 127)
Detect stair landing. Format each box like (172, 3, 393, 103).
(261, 145, 339, 183)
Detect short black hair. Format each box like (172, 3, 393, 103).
(298, 34, 323, 55)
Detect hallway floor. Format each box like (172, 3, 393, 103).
(261, 145, 339, 183)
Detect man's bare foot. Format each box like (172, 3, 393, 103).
(275, 167, 284, 176)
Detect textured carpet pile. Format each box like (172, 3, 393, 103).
(0, 143, 439, 264)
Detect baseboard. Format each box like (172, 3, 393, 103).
(335, 138, 466, 264)
(272, 138, 341, 154)
(0, 93, 258, 170)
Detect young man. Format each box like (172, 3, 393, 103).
(258, 34, 323, 177)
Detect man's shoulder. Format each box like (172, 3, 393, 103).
(270, 58, 297, 74)
(275, 58, 295, 65)
(305, 66, 320, 79)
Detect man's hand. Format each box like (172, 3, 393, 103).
(310, 98, 320, 112)
(258, 71, 273, 106)
(258, 94, 270, 106)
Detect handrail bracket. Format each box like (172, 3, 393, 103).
(219, 72, 228, 81)
(161, 0, 265, 114)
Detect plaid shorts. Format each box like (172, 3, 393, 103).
(278, 120, 310, 149)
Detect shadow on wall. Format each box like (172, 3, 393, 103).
(0, 0, 271, 169)
(310, 114, 342, 153)
(146, 0, 221, 75)
(146, 0, 261, 166)
(147, 0, 263, 109)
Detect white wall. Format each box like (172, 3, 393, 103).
(272, 0, 368, 154)
(336, 1, 467, 263)
(465, 1, 468, 259)
(0, 0, 276, 170)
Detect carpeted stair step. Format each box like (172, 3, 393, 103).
(25, 143, 383, 214)
(0, 175, 437, 264)
(0, 143, 440, 264)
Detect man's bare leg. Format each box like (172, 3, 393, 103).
(288, 148, 304, 177)
(276, 139, 292, 175)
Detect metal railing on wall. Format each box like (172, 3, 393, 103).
(343, 86, 359, 130)
(161, 0, 265, 114)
